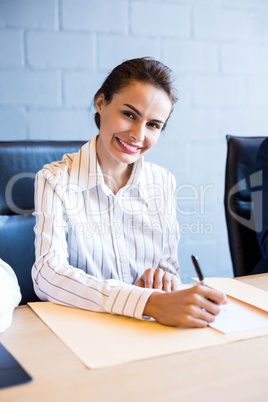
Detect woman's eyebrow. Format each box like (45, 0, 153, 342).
(123, 103, 165, 124)
(124, 103, 142, 116)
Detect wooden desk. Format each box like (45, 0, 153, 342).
(1, 274, 268, 402)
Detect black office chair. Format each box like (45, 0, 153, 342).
(224, 135, 267, 277)
(0, 140, 85, 304)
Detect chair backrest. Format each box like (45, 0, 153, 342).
(224, 135, 266, 277)
(0, 140, 85, 304)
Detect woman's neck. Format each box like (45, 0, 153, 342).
(100, 161, 133, 194)
(96, 137, 133, 194)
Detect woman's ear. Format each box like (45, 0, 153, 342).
(95, 93, 105, 114)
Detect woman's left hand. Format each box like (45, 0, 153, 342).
(135, 268, 180, 292)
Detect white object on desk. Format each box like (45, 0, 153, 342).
(210, 296, 268, 334)
(0, 259, 21, 334)
(206, 277, 268, 311)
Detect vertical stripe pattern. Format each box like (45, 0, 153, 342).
(32, 136, 180, 319)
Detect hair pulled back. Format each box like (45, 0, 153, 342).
(94, 57, 178, 129)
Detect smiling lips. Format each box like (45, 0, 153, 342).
(116, 137, 143, 154)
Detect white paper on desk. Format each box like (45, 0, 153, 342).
(191, 279, 268, 333)
(205, 277, 268, 312)
(209, 297, 268, 334)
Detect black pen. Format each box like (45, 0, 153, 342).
(191, 255, 207, 286)
(191, 255, 217, 304)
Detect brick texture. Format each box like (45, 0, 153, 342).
(0, 30, 23, 66)
(27, 32, 94, 68)
(61, 0, 128, 33)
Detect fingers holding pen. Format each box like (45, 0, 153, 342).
(143, 284, 227, 328)
(190, 284, 227, 322)
(191, 254, 228, 308)
(198, 284, 227, 307)
(183, 285, 222, 319)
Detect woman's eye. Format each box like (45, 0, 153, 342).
(148, 122, 161, 130)
(123, 111, 135, 119)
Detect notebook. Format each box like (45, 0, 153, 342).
(0, 342, 32, 389)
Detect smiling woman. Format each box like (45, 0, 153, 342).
(95, 81, 172, 193)
(32, 57, 226, 328)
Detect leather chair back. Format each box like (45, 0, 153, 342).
(0, 141, 85, 304)
(224, 135, 266, 277)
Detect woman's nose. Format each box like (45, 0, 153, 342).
(129, 125, 145, 142)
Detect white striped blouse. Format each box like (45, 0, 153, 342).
(32, 135, 181, 319)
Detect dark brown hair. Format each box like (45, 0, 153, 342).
(94, 57, 178, 129)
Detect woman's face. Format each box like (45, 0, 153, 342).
(95, 80, 172, 168)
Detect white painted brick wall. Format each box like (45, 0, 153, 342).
(63, 71, 106, 107)
(163, 40, 218, 73)
(193, 6, 248, 40)
(98, 35, 160, 69)
(0, 71, 60, 105)
(61, 0, 128, 33)
(130, 2, 190, 37)
(192, 75, 246, 106)
(0, 107, 26, 139)
(0, 31, 23, 67)
(1, 0, 268, 281)
(0, 0, 56, 29)
(222, 43, 268, 74)
(27, 32, 94, 68)
(248, 77, 268, 107)
(28, 109, 94, 140)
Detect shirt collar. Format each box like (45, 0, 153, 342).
(69, 136, 102, 192)
(69, 135, 149, 203)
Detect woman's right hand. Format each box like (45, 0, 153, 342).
(135, 267, 181, 292)
(143, 284, 227, 328)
